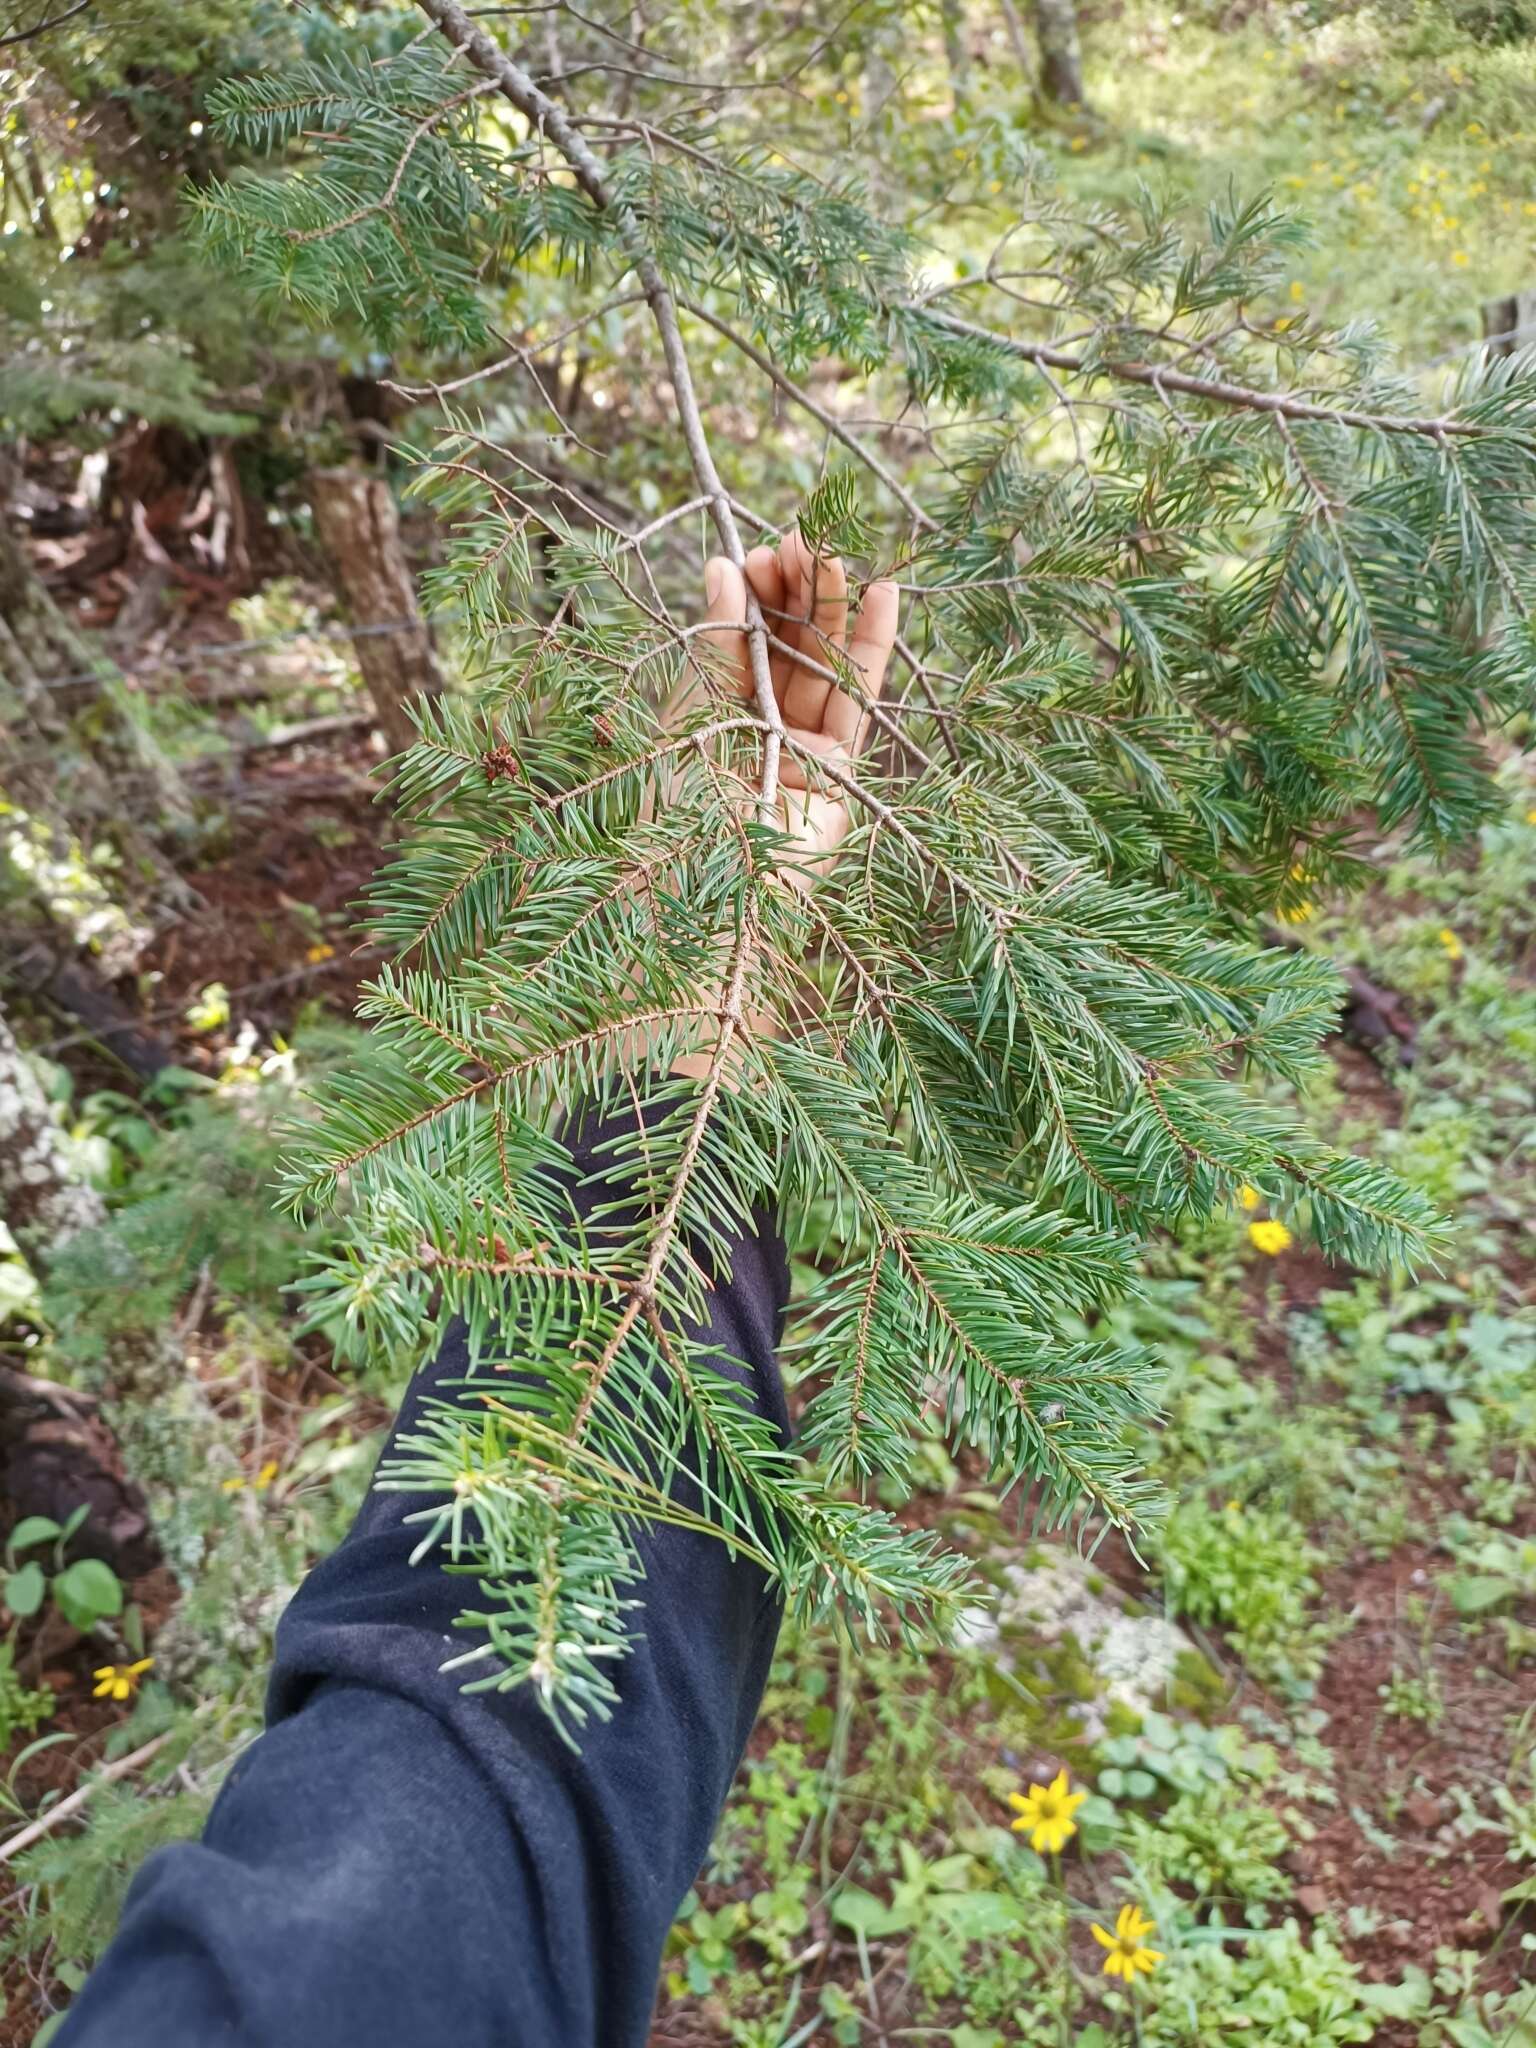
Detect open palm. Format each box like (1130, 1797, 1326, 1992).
(695, 530, 899, 882)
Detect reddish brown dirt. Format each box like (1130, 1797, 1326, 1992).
(1290, 1551, 1532, 1990)
(145, 759, 390, 1039)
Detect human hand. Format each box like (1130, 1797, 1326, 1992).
(663, 533, 897, 1082)
(694, 530, 899, 887)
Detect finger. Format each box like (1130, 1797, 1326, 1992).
(781, 531, 848, 731)
(775, 785, 850, 896)
(744, 544, 791, 705)
(776, 723, 846, 792)
(786, 526, 849, 660)
(823, 578, 899, 752)
(697, 555, 750, 700)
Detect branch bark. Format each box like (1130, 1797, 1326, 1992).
(415, 0, 787, 819)
(912, 307, 1494, 439)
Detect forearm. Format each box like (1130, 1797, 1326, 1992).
(55, 1120, 789, 2048)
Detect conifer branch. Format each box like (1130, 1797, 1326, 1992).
(200, 16, 1536, 1721)
(678, 295, 937, 534)
(917, 307, 1516, 440)
(417, 0, 787, 819)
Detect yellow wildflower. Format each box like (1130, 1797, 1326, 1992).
(1069, 134, 1087, 152)
(1451, 250, 1469, 267)
(92, 1658, 153, 1702)
(224, 1460, 281, 1494)
(1525, 807, 1536, 825)
(1438, 926, 1463, 960)
(1289, 280, 1305, 302)
(1275, 901, 1314, 924)
(306, 942, 335, 963)
(1008, 1768, 1086, 1854)
(1092, 1903, 1164, 1979)
(1248, 1219, 1293, 1256)
(1237, 1184, 1261, 1211)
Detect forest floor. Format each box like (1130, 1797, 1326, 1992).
(3, 541, 1536, 2046)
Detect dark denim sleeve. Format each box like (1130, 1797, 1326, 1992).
(55, 1121, 789, 2048)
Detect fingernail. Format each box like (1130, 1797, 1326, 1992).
(704, 559, 723, 606)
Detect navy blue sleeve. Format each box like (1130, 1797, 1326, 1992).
(55, 1122, 789, 2048)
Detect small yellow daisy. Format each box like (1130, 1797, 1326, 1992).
(1008, 1768, 1086, 1855)
(92, 1658, 153, 1703)
(1092, 1903, 1164, 1978)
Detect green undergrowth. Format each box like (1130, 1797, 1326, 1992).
(1045, 0, 1536, 360)
(655, 777, 1536, 2045)
(7, 809, 1536, 2042)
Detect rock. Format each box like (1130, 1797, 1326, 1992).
(958, 1549, 1195, 1739)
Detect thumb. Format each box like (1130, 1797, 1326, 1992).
(697, 556, 751, 700)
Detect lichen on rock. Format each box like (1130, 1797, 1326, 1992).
(957, 1547, 1193, 1739)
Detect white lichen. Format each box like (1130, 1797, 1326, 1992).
(958, 1548, 1191, 1739)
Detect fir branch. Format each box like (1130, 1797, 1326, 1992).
(913, 307, 1510, 440)
(417, 0, 789, 821)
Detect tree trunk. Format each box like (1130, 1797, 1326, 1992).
(998, 0, 1036, 84)
(1033, 0, 1087, 107)
(1482, 290, 1536, 357)
(940, 0, 970, 97)
(310, 468, 445, 759)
